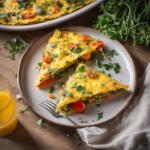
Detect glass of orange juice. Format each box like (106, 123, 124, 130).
(0, 73, 17, 136)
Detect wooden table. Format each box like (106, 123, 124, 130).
(0, 6, 150, 150)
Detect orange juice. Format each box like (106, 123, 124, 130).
(0, 92, 17, 136)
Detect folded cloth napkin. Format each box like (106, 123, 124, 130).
(77, 63, 150, 150)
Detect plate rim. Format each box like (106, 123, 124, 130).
(0, 0, 103, 31)
(17, 26, 137, 128)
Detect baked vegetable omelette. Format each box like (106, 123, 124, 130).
(36, 29, 104, 88)
(56, 63, 129, 115)
(0, 0, 95, 25)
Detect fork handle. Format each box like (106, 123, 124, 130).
(63, 116, 78, 126)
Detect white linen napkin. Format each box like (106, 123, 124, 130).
(77, 63, 150, 150)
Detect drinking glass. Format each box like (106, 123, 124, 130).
(0, 73, 17, 136)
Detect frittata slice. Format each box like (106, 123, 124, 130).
(56, 63, 129, 115)
(36, 29, 104, 88)
(0, 0, 95, 25)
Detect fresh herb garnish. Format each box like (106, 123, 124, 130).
(96, 104, 100, 107)
(49, 87, 54, 93)
(56, 98, 60, 104)
(52, 54, 58, 58)
(97, 112, 103, 121)
(0, 3, 4, 8)
(36, 6, 44, 15)
(20, 107, 29, 113)
(49, 68, 57, 75)
(12, 73, 17, 78)
(38, 62, 42, 67)
(95, 58, 102, 68)
(70, 47, 83, 53)
(79, 74, 86, 82)
(75, 132, 81, 146)
(72, 84, 85, 94)
(66, 53, 71, 56)
(108, 74, 111, 77)
(50, 42, 56, 48)
(108, 49, 118, 57)
(2, 36, 29, 60)
(101, 70, 105, 75)
(63, 90, 70, 97)
(37, 119, 43, 127)
(77, 66, 87, 73)
(109, 63, 121, 74)
(103, 64, 110, 70)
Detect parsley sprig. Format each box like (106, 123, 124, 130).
(2, 36, 29, 60)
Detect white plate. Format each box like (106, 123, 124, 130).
(17, 26, 137, 128)
(0, 0, 104, 31)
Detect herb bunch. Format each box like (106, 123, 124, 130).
(93, 0, 150, 46)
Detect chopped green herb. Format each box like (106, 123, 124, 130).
(70, 47, 83, 53)
(84, 91, 93, 94)
(95, 59, 102, 68)
(63, 90, 70, 97)
(49, 87, 54, 93)
(2, 36, 29, 60)
(103, 64, 110, 70)
(50, 42, 56, 48)
(101, 70, 105, 75)
(72, 84, 85, 94)
(108, 74, 111, 77)
(0, 13, 7, 19)
(20, 107, 29, 113)
(58, 35, 62, 39)
(65, 61, 69, 64)
(79, 74, 86, 82)
(49, 68, 57, 75)
(108, 49, 118, 57)
(96, 104, 100, 107)
(97, 112, 103, 121)
(66, 53, 71, 56)
(56, 98, 60, 104)
(109, 63, 121, 74)
(36, 6, 44, 15)
(77, 66, 87, 73)
(52, 54, 58, 58)
(38, 62, 42, 67)
(12, 73, 17, 78)
(48, 122, 51, 126)
(37, 119, 43, 127)
(0, 3, 4, 8)
(75, 132, 81, 146)
(101, 81, 104, 87)
(18, 2, 27, 9)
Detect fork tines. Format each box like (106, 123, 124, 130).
(39, 100, 57, 114)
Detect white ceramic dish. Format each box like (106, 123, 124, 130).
(17, 26, 137, 128)
(0, 0, 104, 31)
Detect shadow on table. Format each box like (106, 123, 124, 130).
(3, 121, 39, 149)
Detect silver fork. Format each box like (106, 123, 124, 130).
(39, 100, 78, 126)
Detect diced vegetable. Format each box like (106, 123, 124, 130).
(42, 55, 51, 63)
(82, 53, 91, 60)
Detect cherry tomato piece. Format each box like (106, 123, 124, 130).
(85, 69, 97, 78)
(69, 43, 78, 49)
(43, 56, 51, 63)
(80, 35, 89, 41)
(91, 41, 104, 47)
(13, 0, 18, 2)
(82, 53, 91, 60)
(22, 13, 34, 19)
(73, 100, 86, 114)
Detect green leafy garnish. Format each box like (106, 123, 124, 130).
(66, 53, 71, 56)
(18, 2, 27, 9)
(37, 119, 43, 127)
(95, 59, 102, 68)
(38, 62, 42, 67)
(65, 61, 69, 64)
(109, 63, 121, 74)
(36, 6, 44, 15)
(52, 54, 58, 58)
(56, 98, 60, 104)
(84, 91, 93, 94)
(49, 68, 57, 75)
(50, 42, 56, 48)
(0, 13, 7, 19)
(20, 107, 29, 113)
(72, 84, 85, 94)
(108, 74, 111, 77)
(48, 122, 51, 126)
(2, 36, 29, 60)
(75, 132, 81, 146)
(77, 66, 87, 73)
(79, 74, 86, 82)
(101, 70, 105, 75)
(96, 104, 100, 107)
(63, 90, 70, 97)
(103, 64, 110, 70)
(12, 73, 17, 78)
(49, 87, 54, 93)
(0, 3, 4, 8)
(101, 81, 104, 87)
(70, 47, 83, 53)
(97, 112, 103, 121)
(108, 49, 118, 57)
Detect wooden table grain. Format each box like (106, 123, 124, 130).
(0, 6, 150, 150)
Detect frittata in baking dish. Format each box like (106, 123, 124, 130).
(0, 0, 95, 25)
(56, 63, 129, 115)
(36, 29, 104, 88)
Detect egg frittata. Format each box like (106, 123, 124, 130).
(56, 63, 129, 115)
(0, 0, 95, 25)
(36, 29, 104, 88)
